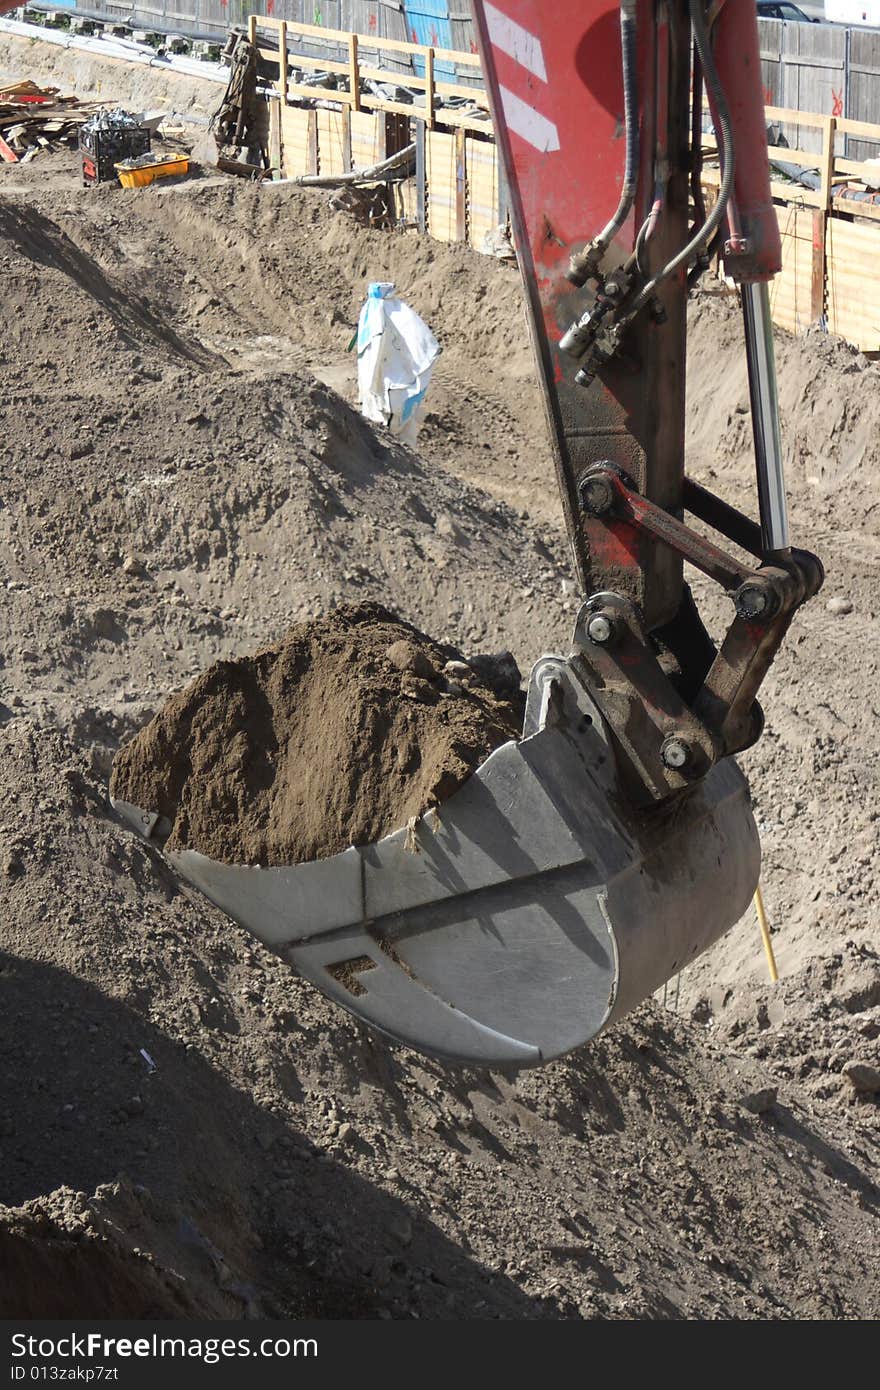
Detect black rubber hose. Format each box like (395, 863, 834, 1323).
(627, 0, 735, 317)
(569, 0, 639, 283)
(596, 0, 640, 252)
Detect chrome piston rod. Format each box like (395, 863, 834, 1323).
(742, 279, 790, 557)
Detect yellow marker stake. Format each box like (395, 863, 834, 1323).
(754, 882, 778, 983)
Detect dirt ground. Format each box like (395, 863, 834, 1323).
(0, 99, 878, 1319)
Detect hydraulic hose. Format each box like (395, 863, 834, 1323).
(569, 0, 639, 283)
(626, 0, 735, 317)
(690, 47, 707, 231)
(597, 0, 640, 252)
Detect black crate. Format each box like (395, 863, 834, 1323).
(80, 125, 151, 186)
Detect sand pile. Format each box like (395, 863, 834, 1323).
(0, 1181, 250, 1319)
(110, 603, 521, 865)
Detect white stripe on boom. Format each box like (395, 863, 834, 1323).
(484, 1, 548, 82)
(499, 85, 560, 153)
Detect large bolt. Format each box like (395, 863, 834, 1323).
(734, 581, 777, 622)
(579, 473, 615, 516)
(575, 364, 597, 389)
(586, 612, 616, 645)
(660, 736, 692, 771)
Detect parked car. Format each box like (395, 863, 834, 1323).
(756, 2, 819, 18)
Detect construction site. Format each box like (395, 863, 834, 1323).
(0, 1, 878, 1325)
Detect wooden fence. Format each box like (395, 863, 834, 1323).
(249, 13, 500, 254)
(248, 12, 880, 351)
(702, 105, 880, 349)
(248, 14, 489, 130)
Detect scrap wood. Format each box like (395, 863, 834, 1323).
(216, 155, 270, 181)
(0, 79, 58, 100)
(0, 81, 105, 162)
(0, 133, 18, 163)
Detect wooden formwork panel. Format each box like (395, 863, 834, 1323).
(826, 215, 880, 351)
(350, 109, 383, 170)
(268, 98, 281, 174)
(466, 134, 498, 252)
(280, 104, 313, 178)
(768, 204, 816, 336)
(316, 107, 348, 176)
(426, 128, 457, 243)
(395, 176, 419, 228)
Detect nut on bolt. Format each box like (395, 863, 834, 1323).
(734, 580, 777, 622)
(578, 472, 615, 516)
(660, 736, 692, 771)
(586, 612, 617, 645)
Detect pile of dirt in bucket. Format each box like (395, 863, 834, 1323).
(110, 603, 522, 865)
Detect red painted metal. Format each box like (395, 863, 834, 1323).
(711, 0, 782, 281)
(473, 0, 691, 629)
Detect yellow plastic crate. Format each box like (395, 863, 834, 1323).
(115, 153, 190, 189)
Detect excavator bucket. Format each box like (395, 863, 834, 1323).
(112, 644, 760, 1068)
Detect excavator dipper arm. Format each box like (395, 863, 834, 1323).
(472, 0, 822, 804)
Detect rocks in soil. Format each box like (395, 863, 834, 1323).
(110, 603, 521, 866)
(826, 597, 854, 616)
(842, 1061, 880, 1095)
(0, 1181, 252, 1318)
(737, 1086, 778, 1115)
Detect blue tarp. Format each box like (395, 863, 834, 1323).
(403, 1, 455, 80)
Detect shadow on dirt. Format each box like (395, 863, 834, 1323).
(0, 952, 550, 1319)
(0, 200, 220, 371)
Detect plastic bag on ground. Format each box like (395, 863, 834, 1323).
(356, 282, 440, 446)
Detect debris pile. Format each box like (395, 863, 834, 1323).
(0, 78, 97, 163)
(79, 105, 149, 184)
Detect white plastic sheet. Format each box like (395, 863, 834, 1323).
(356, 282, 440, 446)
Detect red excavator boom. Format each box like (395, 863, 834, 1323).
(472, 0, 822, 804)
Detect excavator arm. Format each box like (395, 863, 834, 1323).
(472, 0, 822, 805)
(115, 0, 823, 1069)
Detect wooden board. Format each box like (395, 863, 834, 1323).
(268, 98, 281, 176)
(279, 104, 312, 178)
(426, 128, 456, 243)
(465, 133, 498, 251)
(394, 175, 419, 230)
(826, 214, 880, 350)
(767, 204, 816, 336)
(316, 108, 348, 178)
(350, 109, 382, 172)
